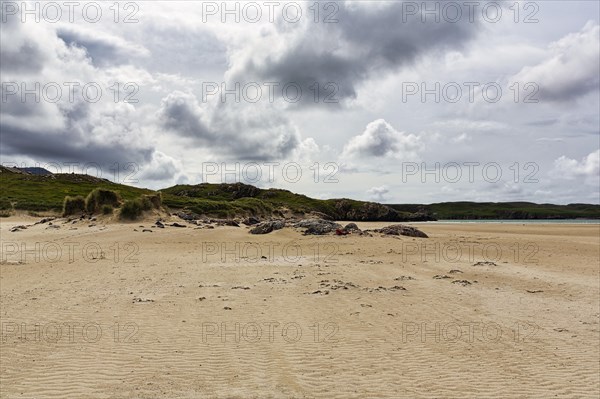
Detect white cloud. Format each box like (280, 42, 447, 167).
(367, 185, 390, 202)
(553, 150, 600, 179)
(452, 133, 470, 143)
(342, 119, 422, 159)
(512, 21, 600, 102)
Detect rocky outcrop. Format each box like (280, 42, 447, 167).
(249, 220, 285, 234)
(221, 183, 261, 199)
(176, 211, 200, 221)
(174, 183, 261, 200)
(372, 224, 428, 238)
(294, 219, 342, 235)
(331, 200, 409, 221)
(343, 222, 361, 232)
(243, 217, 260, 226)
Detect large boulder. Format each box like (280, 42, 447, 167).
(374, 224, 428, 238)
(294, 219, 342, 235)
(243, 216, 261, 226)
(176, 211, 200, 221)
(343, 222, 361, 232)
(249, 220, 285, 234)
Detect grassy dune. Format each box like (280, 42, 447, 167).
(1, 167, 598, 220)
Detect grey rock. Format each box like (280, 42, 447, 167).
(176, 211, 199, 221)
(344, 222, 360, 231)
(249, 220, 285, 234)
(373, 224, 428, 238)
(294, 219, 342, 235)
(34, 217, 55, 225)
(243, 217, 261, 226)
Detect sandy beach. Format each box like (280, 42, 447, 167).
(1, 217, 598, 398)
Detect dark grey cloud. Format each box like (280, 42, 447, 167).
(0, 18, 180, 183)
(526, 118, 560, 127)
(160, 91, 211, 138)
(0, 87, 44, 117)
(0, 40, 46, 74)
(0, 17, 47, 74)
(1, 122, 152, 167)
(229, 1, 485, 107)
(56, 26, 149, 67)
(158, 91, 300, 161)
(0, 98, 153, 168)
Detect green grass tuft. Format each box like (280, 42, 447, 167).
(119, 199, 144, 220)
(101, 204, 114, 215)
(119, 194, 162, 220)
(62, 196, 86, 216)
(85, 188, 121, 214)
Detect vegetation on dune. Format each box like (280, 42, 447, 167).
(85, 188, 121, 213)
(142, 193, 162, 209)
(62, 195, 86, 216)
(2, 167, 598, 220)
(0, 197, 12, 212)
(119, 193, 163, 221)
(0, 166, 151, 213)
(101, 204, 114, 215)
(119, 199, 145, 220)
(159, 183, 431, 221)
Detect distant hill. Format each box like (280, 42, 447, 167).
(388, 202, 600, 220)
(160, 183, 430, 221)
(19, 167, 54, 176)
(0, 168, 426, 221)
(0, 166, 151, 212)
(1, 166, 598, 220)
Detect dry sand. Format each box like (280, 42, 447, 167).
(1, 216, 599, 398)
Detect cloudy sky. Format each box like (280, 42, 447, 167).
(1, 0, 599, 204)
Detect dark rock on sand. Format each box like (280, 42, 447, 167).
(343, 222, 361, 232)
(250, 220, 285, 234)
(294, 219, 342, 235)
(176, 211, 200, 221)
(373, 224, 428, 238)
(34, 217, 56, 225)
(473, 261, 497, 266)
(243, 217, 261, 226)
(452, 280, 472, 286)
